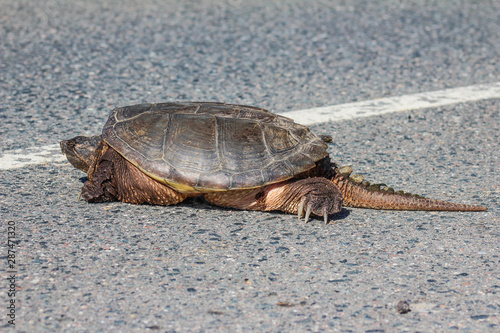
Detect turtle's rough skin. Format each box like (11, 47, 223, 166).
(60, 102, 487, 223)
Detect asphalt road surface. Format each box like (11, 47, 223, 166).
(1, 0, 499, 332)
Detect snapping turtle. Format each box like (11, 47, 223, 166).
(60, 102, 486, 223)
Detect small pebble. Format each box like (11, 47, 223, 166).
(396, 300, 411, 314)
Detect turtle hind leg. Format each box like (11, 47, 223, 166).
(82, 142, 187, 205)
(204, 177, 343, 223)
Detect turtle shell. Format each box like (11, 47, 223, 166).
(102, 102, 328, 192)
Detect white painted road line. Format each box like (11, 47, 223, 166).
(279, 81, 500, 125)
(1, 82, 499, 170)
(0, 144, 65, 170)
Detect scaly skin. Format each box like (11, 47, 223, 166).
(330, 166, 487, 212)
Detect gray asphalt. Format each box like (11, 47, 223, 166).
(1, 0, 499, 332)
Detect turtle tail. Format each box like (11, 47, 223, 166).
(331, 166, 487, 212)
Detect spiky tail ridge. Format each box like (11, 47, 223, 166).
(331, 166, 487, 212)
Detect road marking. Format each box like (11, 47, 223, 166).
(0, 144, 66, 170)
(1, 82, 499, 170)
(279, 81, 500, 125)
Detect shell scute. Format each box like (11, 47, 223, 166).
(112, 111, 170, 161)
(162, 114, 219, 173)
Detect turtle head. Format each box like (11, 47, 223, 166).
(60, 135, 103, 173)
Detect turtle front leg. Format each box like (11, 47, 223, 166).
(82, 142, 187, 205)
(204, 177, 343, 223)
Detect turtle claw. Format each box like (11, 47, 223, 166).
(298, 197, 305, 220)
(300, 203, 330, 224)
(297, 198, 312, 223)
(304, 205, 312, 223)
